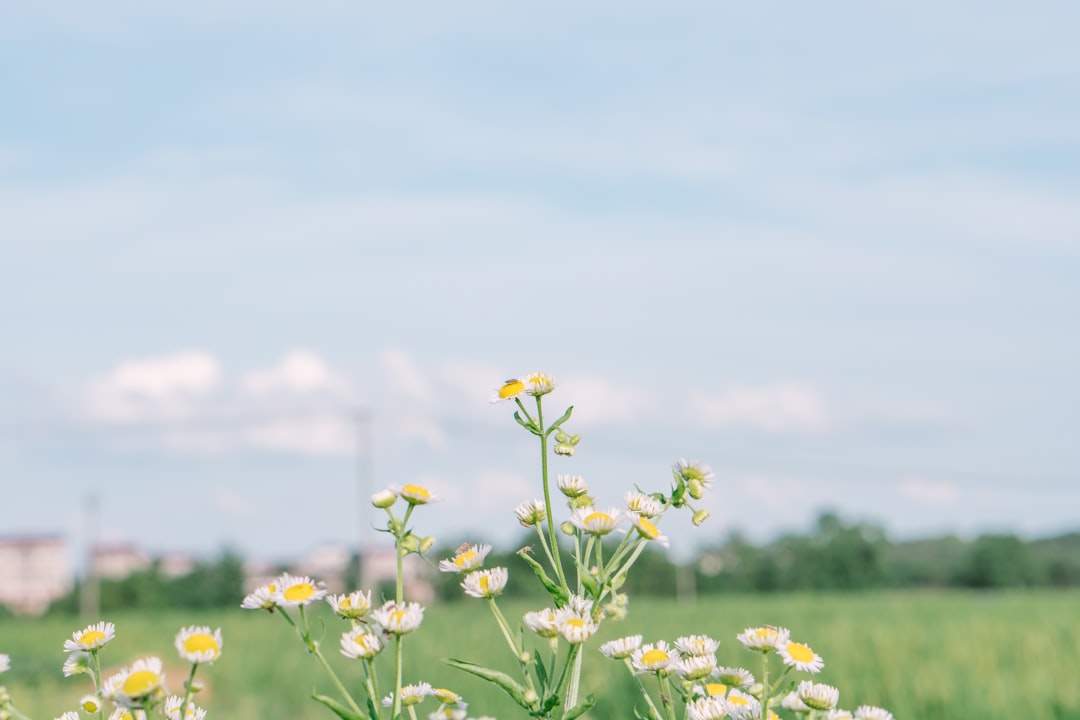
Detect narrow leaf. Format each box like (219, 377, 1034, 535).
(444, 658, 528, 706)
(564, 693, 597, 720)
(311, 692, 365, 720)
(517, 549, 569, 605)
(545, 405, 574, 435)
(513, 411, 541, 435)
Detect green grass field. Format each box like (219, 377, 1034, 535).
(3, 590, 1078, 720)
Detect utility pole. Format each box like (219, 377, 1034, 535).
(80, 493, 99, 618)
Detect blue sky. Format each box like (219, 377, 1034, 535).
(2, 2, 1079, 566)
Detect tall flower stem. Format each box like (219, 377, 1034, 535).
(295, 605, 364, 718)
(624, 659, 664, 720)
(92, 651, 105, 720)
(536, 397, 569, 594)
(178, 661, 199, 720)
(657, 674, 678, 720)
(760, 652, 771, 720)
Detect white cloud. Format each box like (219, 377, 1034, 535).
(899, 476, 958, 505)
(379, 349, 435, 405)
(82, 350, 221, 425)
(689, 383, 832, 434)
(556, 375, 656, 428)
(241, 349, 352, 397)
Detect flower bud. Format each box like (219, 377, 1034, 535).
(519, 651, 532, 663)
(418, 536, 436, 554)
(553, 443, 575, 456)
(692, 509, 710, 527)
(524, 689, 540, 707)
(688, 478, 705, 500)
(555, 431, 570, 443)
(187, 679, 205, 693)
(372, 489, 397, 508)
(603, 600, 627, 621)
(569, 495, 595, 510)
(400, 534, 420, 553)
(570, 434, 581, 445)
(560, 521, 575, 535)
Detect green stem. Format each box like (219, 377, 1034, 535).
(392, 635, 404, 720)
(657, 673, 677, 720)
(761, 652, 770, 720)
(298, 605, 365, 717)
(537, 397, 569, 594)
(488, 597, 522, 656)
(553, 644, 582, 711)
(624, 659, 664, 720)
(564, 647, 584, 714)
(5, 705, 33, 720)
(92, 650, 105, 720)
(364, 658, 380, 718)
(179, 661, 199, 720)
(407, 705, 419, 720)
(534, 523, 559, 572)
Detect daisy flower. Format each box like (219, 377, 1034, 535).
(522, 372, 556, 396)
(429, 705, 468, 720)
(675, 634, 719, 657)
(371, 488, 398, 508)
(557, 474, 589, 498)
(780, 639, 824, 673)
(240, 582, 278, 610)
(55, 713, 79, 720)
(79, 695, 103, 714)
(108, 711, 148, 720)
(628, 513, 669, 547)
(114, 656, 166, 707)
(433, 689, 464, 705)
(673, 459, 715, 487)
(272, 573, 328, 606)
(462, 568, 508, 598)
(714, 666, 755, 689)
(372, 600, 425, 635)
(797, 680, 839, 711)
(382, 682, 434, 707)
(827, 710, 855, 720)
(569, 506, 622, 536)
(725, 689, 761, 719)
(630, 641, 678, 674)
(339, 627, 384, 659)
(396, 483, 440, 505)
(327, 589, 373, 619)
(523, 608, 560, 638)
(687, 697, 731, 720)
(514, 499, 547, 527)
(554, 607, 598, 644)
(490, 377, 526, 403)
(0, 653, 8, 673)
(174, 626, 222, 664)
(854, 706, 895, 720)
(599, 634, 642, 659)
(695, 682, 728, 697)
(781, 692, 809, 712)
(675, 653, 717, 681)
(736, 626, 790, 653)
(63, 621, 116, 652)
(624, 491, 663, 518)
(439, 544, 492, 573)
(163, 696, 207, 720)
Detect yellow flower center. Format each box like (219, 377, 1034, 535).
(182, 633, 220, 658)
(78, 630, 106, 647)
(391, 610, 406, 625)
(454, 550, 478, 566)
(284, 583, 315, 602)
(499, 380, 524, 398)
(479, 575, 491, 592)
(637, 517, 660, 539)
(340, 597, 353, 608)
(584, 512, 611, 527)
(755, 628, 776, 643)
(81, 699, 100, 712)
(641, 648, 669, 667)
(435, 689, 460, 703)
(401, 484, 430, 501)
(705, 683, 727, 696)
(122, 669, 161, 697)
(786, 642, 815, 662)
(729, 696, 749, 707)
(565, 618, 586, 629)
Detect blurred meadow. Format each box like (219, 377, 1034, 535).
(5, 590, 1080, 720)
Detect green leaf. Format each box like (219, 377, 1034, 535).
(311, 692, 366, 720)
(541, 694, 560, 714)
(564, 693, 597, 720)
(545, 405, 574, 435)
(517, 549, 569, 606)
(444, 658, 528, 706)
(534, 647, 549, 691)
(514, 411, 541, 434)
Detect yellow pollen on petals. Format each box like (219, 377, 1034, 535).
(479, 576, 490, 592)
(402, 484, 431, 500)
(641, 649, 669, 666)
(565, 618, 586, 628)
(729, 696, 749, 707)
(787, 643, 814, 662)
(499, 380, 525, 398)
(284, 583, 315, 602)
(78, 630, 106, 647)
(584, 512, 611, 526)
(454, 550, 478, 566)
(638, 517, 660, 539)
(183, 633, 220, 656)
(122, 670, 160, 696)
(705, 683, 727, 696)
(391, 610, 406, 624)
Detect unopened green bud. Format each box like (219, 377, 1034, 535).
(692, 509, 710, 527)
(400, 534, 420, 552)
(186, 679, 205, 693)
(372, 488, 397, 508)
(611, 573, 626, 590)
(603, 601, 627, 621)
(553, 443, 575, 456)
(688, 478, 705, 500)
(0, 687, 11, 704)
(519, 651, 532, 663)
(524, 689, 540, 707)
(570, 495, 595, 510)
(555, 430, 570, 443)
(387, 518, 404, 534)
(560, 521, 575, 535)
(418, 536, 436, 554)
(570, 434, 581, 445)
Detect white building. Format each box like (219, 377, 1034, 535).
(0, 535, 73, 615)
